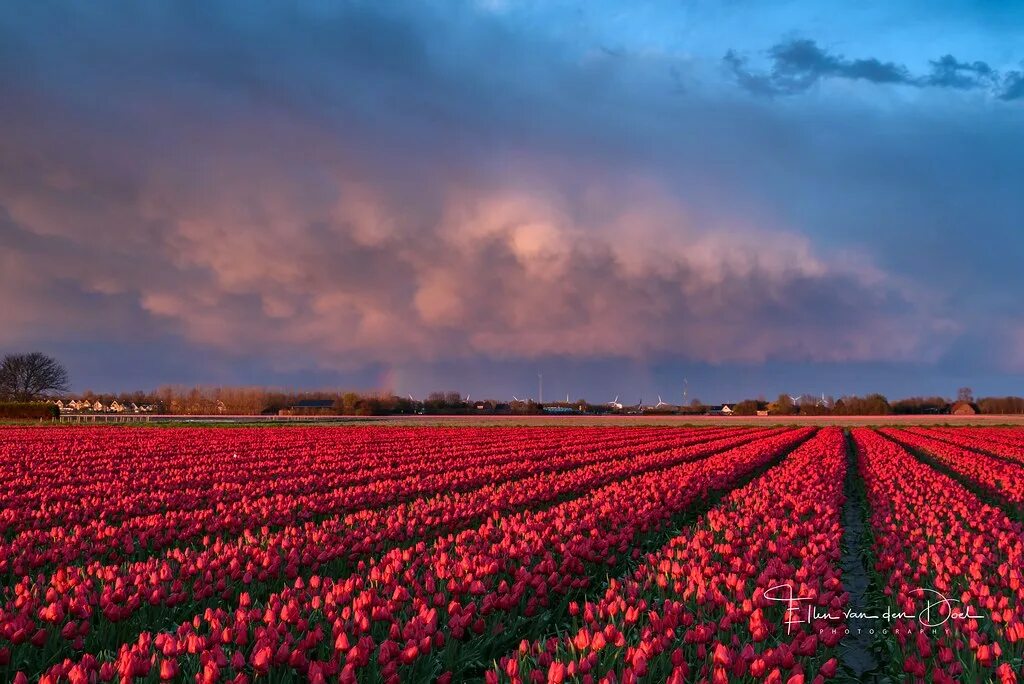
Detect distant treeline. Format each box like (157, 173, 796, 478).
(730, 390, 1020, 416)
(11, 351, 1024, 417)
(64, 388, 540, 416)
(0, 402, 59, 419)
(51, 386, 1024, 416)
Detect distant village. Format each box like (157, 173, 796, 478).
(44, 394, 758, 416)
(42, 390, 995, 417)
(50, 399, 162, 414)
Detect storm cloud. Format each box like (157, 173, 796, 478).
(1, 1, 1022, 397)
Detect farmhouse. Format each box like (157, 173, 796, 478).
(707, 404, 734, 416)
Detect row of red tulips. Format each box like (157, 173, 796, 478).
(2, 427, 759, 575)
(0, 427, 513, 534)
(943, 427, 1024, 450)
(488, 427, 849, 683)
(9, 424, 1024, 683)
(879, 428, 1024, 511)
(23, 429, 814, 683)
(2, 427, 713, 536)
(0, 428, 795, 678)
(852, 428, 1024, 682)
(903, 426, 1024, 467)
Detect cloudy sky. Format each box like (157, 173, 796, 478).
(1, 1, 1022, 402)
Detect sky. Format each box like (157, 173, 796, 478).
(1, 1, 1023, 402)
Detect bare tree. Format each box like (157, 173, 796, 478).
(0, 353, 70, 401)
(771, 393, 797, 416)
(957, 386, 974, 404)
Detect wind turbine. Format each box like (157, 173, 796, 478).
(789, 394, 803, 404)
(655, 395, 668, 408)
(608, 395, 623, 410)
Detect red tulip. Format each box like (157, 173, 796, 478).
(547, 661, 566, 683)
(818, 658, 838, 678)
(158, 658, 179, 680)
(712, 643, 732, 667)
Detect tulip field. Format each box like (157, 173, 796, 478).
(1, 425, 1024, 682)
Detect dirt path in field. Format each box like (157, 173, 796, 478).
(839, 432, 883, 682)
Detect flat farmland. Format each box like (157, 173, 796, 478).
(340, 414, 1024, 427)
(54, 413, 1024, 428)
(1, 425, 1023, 682)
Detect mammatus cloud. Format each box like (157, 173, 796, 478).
(0, 152, 951, 368)
(725, 39, 1016, 97)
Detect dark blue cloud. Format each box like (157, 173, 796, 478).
(725, 39, 1010, 96)
(1001, 69, 1024, 100)
(926, 55, 998, 89)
